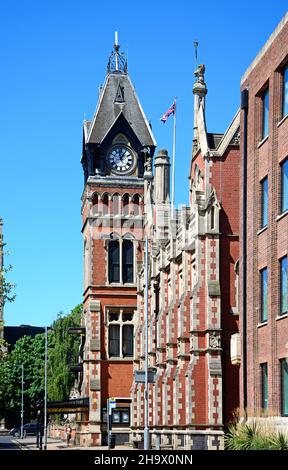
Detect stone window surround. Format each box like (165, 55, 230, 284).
(106, 233, 137, 286)
(105, 306, 136, 360)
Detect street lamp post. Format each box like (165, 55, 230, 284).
(143, 237, 149, 450)
(20, 364, 24, 439)
(43, 326, 48, 450)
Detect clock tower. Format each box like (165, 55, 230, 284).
(79, 37, 156, 446)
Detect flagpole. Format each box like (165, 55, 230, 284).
(171, 98, 177, 219)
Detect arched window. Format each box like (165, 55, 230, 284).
(132, 194, 140, 216)
(108, 240, 120, 283)
(91, 193, 99, 215)
(123, 194, 130, 216)
(102, 193, 109, 215)
(112, 193, 121, 215)
(108, 237, 134, 284)
(123, 240, 134, 283)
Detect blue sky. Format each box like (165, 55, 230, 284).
(1, 1, 287, 326)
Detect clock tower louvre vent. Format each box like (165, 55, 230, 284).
(115, 83, 125, 103)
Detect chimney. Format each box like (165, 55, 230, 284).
(154, 149, 170, 205)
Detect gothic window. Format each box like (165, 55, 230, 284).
(132, 194, 140, 216)
(108, 238, 134, 284)
(109, 324, 120, 356)
(123, 193, 130, 216)
(112, 193, 121, 215)
(107, 309, 134, 358)
(122, 240, 134, 283)
(108, 240, 120, 283)
(91, 193, 99, 215)
(102, 193, 109, 215)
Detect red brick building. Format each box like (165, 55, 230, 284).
(78, 42, 155, 446)
(131, 64, 240, 449)
(240, 14, 288, 426)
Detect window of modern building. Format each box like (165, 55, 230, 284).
(280, 256, 288, 315)
(281, 159, 288, 213)
(283, 65, 288, 118)
(260, 267, 268, 322)
(261, 177, 268, 227)
(261, 363, 268, 410)
(280, 359, 288, 416)
(108, 309, 134, 358)
(262, 88, 269, 139)
(108, 238, 134, 284)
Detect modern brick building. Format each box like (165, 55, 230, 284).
(0, 219, 3, 344)
(131, 65, 240, 449)
(240, 13, 288, 426)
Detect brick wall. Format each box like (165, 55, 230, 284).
(240, 15, 288, 416)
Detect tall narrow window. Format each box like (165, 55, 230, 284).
(283, 65, 288, 118)
(261, 363, 268, 410)
(123, 194, 130, 216)
(260, 267, 268, 322)
(262, 88, 269, 139)
(109, 324, 120, 357)
(261, 177, 268, 227)
(122, 240, 134, 283)
(281, 359, 288, 416)
(108, 241, 120, 283)
(102, 193, 109, 215)
(210, 206, 215, 230)
(280, 256, 288, 315)
(281, 159, 288, 213)
(122, 325, 134, 357)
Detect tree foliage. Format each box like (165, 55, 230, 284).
(0, 263, 16, 307)
(0, 334, 47, 423)
(0, 304, 82, 423)
(47, 304, 82, 401)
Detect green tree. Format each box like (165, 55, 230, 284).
(47, 304, 82, 401)
(0, 334, 47, 423)
(0, 304, 82, 423)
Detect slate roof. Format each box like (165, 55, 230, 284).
(207, 133, 224, 150)
(86, 73, 156, 147)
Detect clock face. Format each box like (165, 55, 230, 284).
(107, 146, 135, 174)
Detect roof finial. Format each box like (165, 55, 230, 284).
(107, 31, 127, 74)
(194, 40, 199, 67)
(114, 31, 119, 71)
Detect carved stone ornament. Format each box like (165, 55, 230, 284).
(209, 331, 221, 349)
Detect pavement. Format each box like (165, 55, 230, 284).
(12, 436, 133, 451)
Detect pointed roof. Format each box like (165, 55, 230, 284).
(86, 73, 156, 147)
